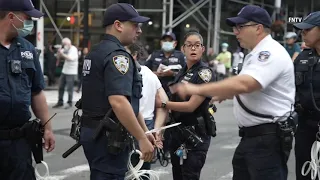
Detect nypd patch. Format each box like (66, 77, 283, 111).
(198, 69, 212, 83)
(113, 55, 129, 74)
(258, 51, 271, 62)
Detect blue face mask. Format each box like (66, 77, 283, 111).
(12, 14, 34, 37)
(162, 42, 175, 52)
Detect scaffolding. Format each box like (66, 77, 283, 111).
(36, 0, 318, 70)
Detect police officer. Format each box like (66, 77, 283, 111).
(0, 0, 55, 179)
(176, 5, 295, 180)
(145, 32, 186, 95)
(292, 11, 320, 180)
(145, 32, 186, 161)
(155, 30, 215, 180)
(79, 3, 154, 180)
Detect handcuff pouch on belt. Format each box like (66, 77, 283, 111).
(70, 109, 81, 141)
(199, 103, 217, 137)
(93, 109, 130, 155)
(236, 95, 298, 163)
(169, 114, 203, 148)
(21, 119, 44, 164)
(178, 125, 203, 148)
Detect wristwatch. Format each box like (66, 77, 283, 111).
(161, 101, 167, 108)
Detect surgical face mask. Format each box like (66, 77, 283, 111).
(12, 14, 34, 37)
(222, 48, 227, 52)
(162, 42, 175, 52)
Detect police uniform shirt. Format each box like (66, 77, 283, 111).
(233, 35, 295, 127)
(0, 37, 45, 128)
(170, 61, 215, 125)
(145, 50, 186, 92)
(294, 49, 320, 111)
(81, 34, 141, 117)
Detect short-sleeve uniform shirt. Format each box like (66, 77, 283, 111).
(233, 35, 295, 127)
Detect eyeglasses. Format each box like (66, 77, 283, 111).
(233, 24, 259, 32)
(183, 43, 203, 49)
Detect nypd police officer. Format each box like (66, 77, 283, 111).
(176, 5, 296, 180)
(156, 30, 215, 180)
(0, 0, 55, 179)
(145, 32, 185, 95)
(79, 3, 154, 180)
(292, 11, 320, 180)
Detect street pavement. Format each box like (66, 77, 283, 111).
(37, 90, 297, 180)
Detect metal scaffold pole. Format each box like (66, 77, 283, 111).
(213, 0, 221, 53)
(83, 0, 89, 48)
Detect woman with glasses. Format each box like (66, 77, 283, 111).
(156, 30, 216, 180)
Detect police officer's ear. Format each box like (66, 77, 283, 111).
(113, 20, 124, 32)
(201, 45, 206, 54)
(7, 12, 16, 22)
(181, 45, 185, 54)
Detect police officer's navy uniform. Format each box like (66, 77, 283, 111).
(145, 43, 185, 95)
(145, 36, 185, 161)
(0, 1, 46, 179)
(169, 61, 214, 180)
(226, 5, 295, 180)
(79, 3, 149, 180)
(293, 11, 320, 180)
(0, 36, 45, 180)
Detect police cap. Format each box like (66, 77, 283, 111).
(293, 11, 320, 30)
(161, 32, 176, 41)
(103, 3, 150, 27)
(0, 0, 44, 18)
(226, 5, 272, 28)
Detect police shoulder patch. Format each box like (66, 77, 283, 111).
(198, 68, 212, 83)
(113, 55, 129, 74)
(258, 51, 271, 62)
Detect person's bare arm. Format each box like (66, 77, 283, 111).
(166, 95, 205, 112)
(58, 48, 77, 61)
(31, 91, 51, 130)
(31, 91, 55, 152)
(109, 95, 147, 141)
(138, 112, 148, 132)
(292, 52, 299, 61)
(178, 75, 262, 99)
(154, 88, 168, 129)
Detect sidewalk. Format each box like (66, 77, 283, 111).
(44, 89, 82, 105)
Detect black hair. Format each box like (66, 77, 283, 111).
(126, 41, 149, 61)
(183, 29, 204, 44)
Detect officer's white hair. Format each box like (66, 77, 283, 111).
(62, 38, 72, 45)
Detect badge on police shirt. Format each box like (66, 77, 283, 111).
(113, 55, 129, 74)
(198, 69, 212, 83)
(258, 51, 271, 62)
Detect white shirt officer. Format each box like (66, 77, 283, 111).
(233, 35, 295, 127)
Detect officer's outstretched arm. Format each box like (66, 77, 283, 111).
(159, 95, 205, 113)
(178, 75, 262, 99)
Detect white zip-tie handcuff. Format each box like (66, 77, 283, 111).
(125, 150, 168, 180)
(125, 123, 180, 179)
(34, 161, 50, 180)
(301, 129, 320, 180)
